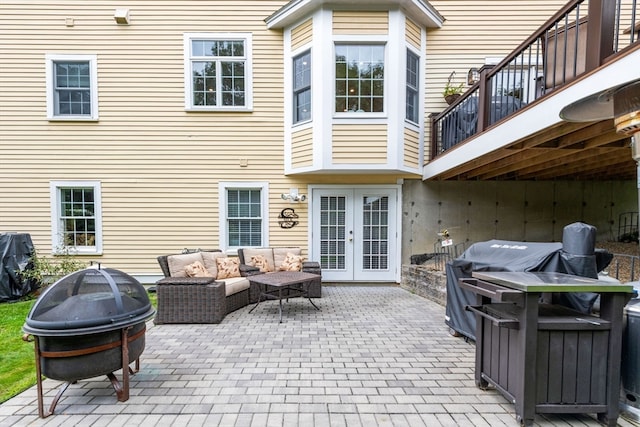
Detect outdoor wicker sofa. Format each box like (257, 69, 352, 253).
(155, 251, 250, 324)
(237, 247, 322, 303)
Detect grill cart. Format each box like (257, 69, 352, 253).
(460, 271, 633, 427)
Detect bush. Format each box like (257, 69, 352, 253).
(19, 250, 87, 289)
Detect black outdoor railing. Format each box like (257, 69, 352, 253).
(430, 0, 639, 160)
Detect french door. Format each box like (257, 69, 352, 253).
(311, 187, 399, 282)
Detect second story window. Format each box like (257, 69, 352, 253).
(46, 54, 98, 121)
(293, 50, 311, 123)
(184, 33, 253, 111)
(335, 44, 384, 113)
(406, 50, 419, 124)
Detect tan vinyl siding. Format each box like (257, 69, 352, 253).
(332, 124, 387, 164)
(0, 0, 307, 274)
(403, 128, 420, 168)
(405, 18, 421, 49)
(291, 18, 313, 51)
(292, 127, 313, 168)
(333, 11, 388, 35)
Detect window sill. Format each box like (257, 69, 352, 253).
(185, 107, 254, 113)
(48, 116, 99, 122)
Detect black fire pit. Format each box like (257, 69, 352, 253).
(22, 267, 155, 418)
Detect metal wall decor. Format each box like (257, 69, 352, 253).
(278, 208, 299, 229)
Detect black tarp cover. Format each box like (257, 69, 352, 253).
(0, 233, 36, 301)
(445, 223, 612, 340)
(445, 240, 563, 341)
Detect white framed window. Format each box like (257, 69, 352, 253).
(184, 33, 253, 111)
(50, 181, 103, 255)
(293, 50, 311, 124)
(219, 182, 269, 251)
(405, 49, 419, 124)
(45, 54, 98, 121)
(335, 44, 384, 113)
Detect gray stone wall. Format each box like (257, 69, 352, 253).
(400, 264, 447, 306)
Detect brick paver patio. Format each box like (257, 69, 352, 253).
(1, 285, 639, 426)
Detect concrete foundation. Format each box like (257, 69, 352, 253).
(402, 179, 637, 265)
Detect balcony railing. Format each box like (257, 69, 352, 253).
(430, 0, 639, 160)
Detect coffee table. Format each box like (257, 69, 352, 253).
(248, 271, 320, 322)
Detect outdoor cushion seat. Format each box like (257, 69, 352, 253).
(155, 250, 250, 324)
(237, 247, 322, 302)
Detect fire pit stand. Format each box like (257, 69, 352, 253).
(22, 267, 155, 418)
(23, 324, 145, 418)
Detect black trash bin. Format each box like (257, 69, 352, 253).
(0, 232, 36, 301)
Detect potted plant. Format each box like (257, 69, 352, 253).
(443, 71, 464, 105)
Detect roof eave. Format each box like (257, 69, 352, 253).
(265, 0, 444, 30)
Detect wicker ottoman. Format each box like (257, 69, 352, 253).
(154, 277, 226, 324)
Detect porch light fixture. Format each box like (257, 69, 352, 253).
(467, 67, 480, 86)
(114, 8, 130, 25)
(281, 189, 306, 202)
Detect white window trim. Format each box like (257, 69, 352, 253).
(45, 54, 99, 121)
(405, 45, 421, 126)
(50, 180, 103, 255)
(183, 32, 254, 112)
(218, 181, 269, 253)
(293, 49, 312, 125)
(332, 38, 388, 119)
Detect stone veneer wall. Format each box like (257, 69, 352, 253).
(400, 265, 447, 306)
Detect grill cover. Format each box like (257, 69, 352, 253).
(24, 267, 154, 336)
(445, 222, 613, 340)
(0, 232, 36, 301)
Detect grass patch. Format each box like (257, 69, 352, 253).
(0, 291, 157, 404)
(0, 299, 37, 403)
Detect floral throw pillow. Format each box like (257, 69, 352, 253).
(184, 260, 215, 278)
(278, 252, 304, 271)
(216, 257, 241, 279)
(250, 254, 272, 272)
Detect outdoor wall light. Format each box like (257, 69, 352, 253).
(281, 193, 307, 202)
(467, 67, 480, 85)
(281, 193, 306, 202)
(114, 8, 130, 25)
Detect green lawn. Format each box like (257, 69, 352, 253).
(0, 292, 157, 404)
(0, 299, 37, 403)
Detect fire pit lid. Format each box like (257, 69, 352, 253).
(24, 267, 155, 336)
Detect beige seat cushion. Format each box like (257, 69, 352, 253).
(221, 277, 250, 296)
(273, 247, 301, 270)
(243, 248, 275, 270)
(167, 253, 205, 277)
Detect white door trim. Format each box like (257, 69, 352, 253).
(308, 184, 402, 283)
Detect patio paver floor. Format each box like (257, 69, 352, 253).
(1, 285, 640, 426)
